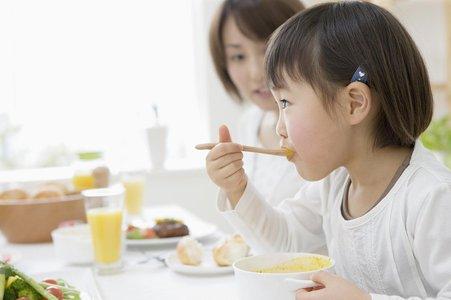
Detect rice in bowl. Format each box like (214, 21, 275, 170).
(254, 256, 332, 273)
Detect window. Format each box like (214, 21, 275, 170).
(0, 0, 207, 170)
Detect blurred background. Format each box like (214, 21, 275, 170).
(0, 0, 450, 232)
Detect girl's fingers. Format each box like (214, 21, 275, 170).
(296, 289, 309, 298)
(223, 168, 245, 186)
(310, 272, 333, 286)
(295, 290, 319, 300)
(218, 125, 232, 143)
(207, 143, 243, 161)
(209, 152, 243, 170)
(217, 160, 244, 179)
(295, 285, 326, 300)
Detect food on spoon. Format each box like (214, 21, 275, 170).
(0, 189, 29, 201)
(283, 147, 295, 160)
(153, 218, 189, 238)
(0, 261, 81, 300)
(254, 256, 332, 273)
(212, 234, 250, 267)
(176, 236, 204, 266)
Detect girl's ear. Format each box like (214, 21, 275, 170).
(342, 82, 372, 126)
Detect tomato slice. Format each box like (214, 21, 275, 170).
(143, 228, 156, 239)
(42, 278, 58, 285)
(46, 286, 63, 300)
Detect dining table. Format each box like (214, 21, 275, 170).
(0, 205, 239, 300)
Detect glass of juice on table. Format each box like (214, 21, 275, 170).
(82, 185, 125, 275)
(121, 173, 145, 218)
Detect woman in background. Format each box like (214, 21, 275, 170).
(209, 0, 306, 207)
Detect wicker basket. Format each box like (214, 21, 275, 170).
(0, 195, 86, 243)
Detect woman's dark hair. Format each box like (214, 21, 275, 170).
(210, 0, 305, 102)
(266, 1, 433, 148)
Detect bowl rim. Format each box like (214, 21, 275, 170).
(232, 252, 335, 277)
(0, 194, 83, 206)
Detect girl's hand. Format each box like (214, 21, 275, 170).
(296, 272, 371, 300)
(206, 125, 247, 207)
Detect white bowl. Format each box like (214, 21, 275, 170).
(233, 253, 334, 300)
(51, 224, 94, 265)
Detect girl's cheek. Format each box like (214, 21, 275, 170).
(286, 116, 306, 149)
(287, 114, 319, 160)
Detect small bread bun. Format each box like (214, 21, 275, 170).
(39, 182, 68, 195)
(213, 234, 250, 267)
(32, 187, 64, 200)
(176, 236, 203, 266)
(0, 188, 29, 200)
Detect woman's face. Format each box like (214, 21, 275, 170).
(222, 16, 277, 111)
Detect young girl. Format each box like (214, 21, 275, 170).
(209, 0, 305, 208)
(205, 1, 451, 299)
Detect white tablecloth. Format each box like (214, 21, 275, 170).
(0, 206, 238, 300)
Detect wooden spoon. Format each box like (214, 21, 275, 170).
(195, 143, 295, 160)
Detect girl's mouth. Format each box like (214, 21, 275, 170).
(282, 147, 295, 161)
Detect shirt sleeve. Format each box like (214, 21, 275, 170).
(370, 290, 451, 300)
(371, 183, 451, 300)
(217, 178, 328, 254)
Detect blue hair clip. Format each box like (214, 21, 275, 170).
(351, 66, 369, 85)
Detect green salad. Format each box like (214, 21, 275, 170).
(0, 261, 81, 300)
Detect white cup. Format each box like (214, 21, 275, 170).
(146, 125, 168, 169)
(51, 224, 94, 265)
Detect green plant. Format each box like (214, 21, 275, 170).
(420, 115, 451, 168)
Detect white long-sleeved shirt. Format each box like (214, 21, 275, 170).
(218, 142, 451, 299)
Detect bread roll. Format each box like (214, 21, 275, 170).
(0, 188, 29, 200)
(32, 187, 64, 200)
(176, 236, 203, 266)
(213, 234, 250, 267)
(39, 182, 68, 194)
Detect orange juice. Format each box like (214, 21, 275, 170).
(87, 208, 123, 264)
(122, 178, 144, 214)
(73, 173, 95, 191)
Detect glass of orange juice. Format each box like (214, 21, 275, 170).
(121, 173, 145, 217)
(82, 186, 125, 275)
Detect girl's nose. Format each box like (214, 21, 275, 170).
(276, 111, 288, 139)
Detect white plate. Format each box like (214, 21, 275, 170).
(165, 252, 233, 275)
(126, 224, 216, 246)
(0, 252, 21, 264)
(32, 269, 102, 300)
(125, 206, 217, 246)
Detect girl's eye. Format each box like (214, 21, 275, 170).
(280, 99, 290, 109)
(230, 54, 245, 62)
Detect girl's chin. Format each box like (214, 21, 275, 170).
(294, 163, 329, 182)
